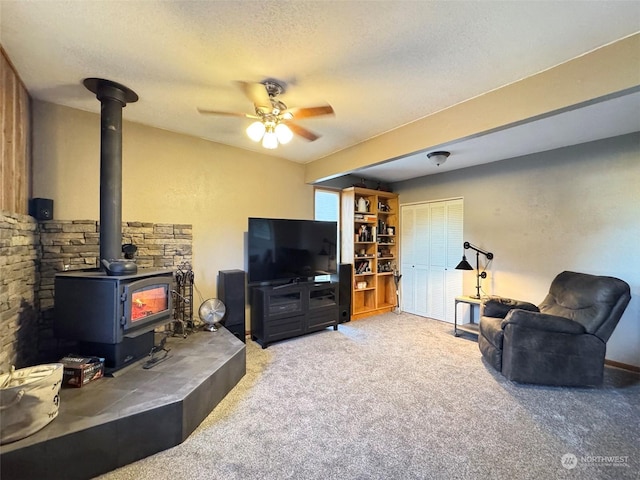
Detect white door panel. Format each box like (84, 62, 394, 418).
(401, 199, 464, 321)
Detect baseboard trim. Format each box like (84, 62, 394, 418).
(605, 359, 640, 373)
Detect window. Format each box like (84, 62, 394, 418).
(314, 188, 340, 222)
(314, 188, 341, 275)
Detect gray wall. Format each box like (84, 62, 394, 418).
(395, 132, 639, 367)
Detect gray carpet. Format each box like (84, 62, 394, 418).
(96, 313, 640, 480)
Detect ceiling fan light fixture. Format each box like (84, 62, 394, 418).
(275, 123, 293, 144)
(199, 79, 333, 148)
(246, 121, 265, 142)
(427, 151, 450, 167)
(262, 128, 278, 149)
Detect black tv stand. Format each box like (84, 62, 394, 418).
(250, 281, 339, 348)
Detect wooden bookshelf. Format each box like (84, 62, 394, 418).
(341, 187, 399, 320)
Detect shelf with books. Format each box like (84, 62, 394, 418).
(341, 186, 399, 320)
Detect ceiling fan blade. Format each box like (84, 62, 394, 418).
(287, 122, 320, 142)
(236, 81, 271, 109)
(197, 108, 258, 119)
(288, 105, 334, 119)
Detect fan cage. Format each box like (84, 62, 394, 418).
(199, 298, 226, 332)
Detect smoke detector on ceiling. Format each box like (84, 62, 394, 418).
(427, 151, 450, 167)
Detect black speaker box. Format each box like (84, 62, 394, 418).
(29, 198, 54, 220)
(218, 269, 246, 342)
(338, 263, 352, 323)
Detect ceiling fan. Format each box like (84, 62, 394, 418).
(198, 80, 334, 148)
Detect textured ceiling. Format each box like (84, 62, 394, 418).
(1, 1, 639, 167)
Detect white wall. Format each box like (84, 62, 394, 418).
(31, 101, 314, 305)
(395, 133, 640, 367)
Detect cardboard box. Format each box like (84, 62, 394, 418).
(59, 355, 104, 388)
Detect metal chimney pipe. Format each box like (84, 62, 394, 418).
(83, 78, 138, 266)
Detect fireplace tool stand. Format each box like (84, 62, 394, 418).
(172, 263, 195, 337)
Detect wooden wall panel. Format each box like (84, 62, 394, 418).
(1, 47, 31, 215)
(1, 52, 8, 210)
(17, 72, 30, 210)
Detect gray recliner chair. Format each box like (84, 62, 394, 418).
(478, 271, 631, 386)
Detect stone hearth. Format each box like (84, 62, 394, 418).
(0, 327, 245, 480)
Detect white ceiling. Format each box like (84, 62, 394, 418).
(1, 1, 639, 181)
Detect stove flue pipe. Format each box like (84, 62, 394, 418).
(83, 78, 138, 267)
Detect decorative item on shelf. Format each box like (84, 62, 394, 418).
(356, 281, 368, 290)
(455, 241, 494, 299)
(379, 261, 393, 273)
(352, 178, 368, 188)
(387, 226, 394, 235)
(427, 151, 450, 167)
(358, 224, 372, 242)
(378, 201, 390, 212)
(357, 197, 370, 213)
(376, 181, 392, 192)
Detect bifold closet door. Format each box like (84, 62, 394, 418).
(444, 200, 464, 323)
(401, 203, 429, 316)
(401, 199, 463, 322)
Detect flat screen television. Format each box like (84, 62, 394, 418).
(248, 217, 338, 285)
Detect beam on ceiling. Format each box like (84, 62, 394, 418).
(305, 33, 640, 184)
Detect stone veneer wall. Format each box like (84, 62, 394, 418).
(0, 212, 192, 373)
(0, 212, 40, 370)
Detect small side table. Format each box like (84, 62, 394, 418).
(454, 296, 482, 337)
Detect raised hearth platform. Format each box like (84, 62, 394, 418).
(0, 327, 246, 480)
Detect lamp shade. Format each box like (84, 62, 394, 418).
(455, 256, 474, 270)
(275, 123, 293, 144)
(262, 129, 278, 149)
(427, 151, 450, 167)
(246, 121, 265, 142)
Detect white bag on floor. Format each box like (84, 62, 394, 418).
(0, 363, 63, 444)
